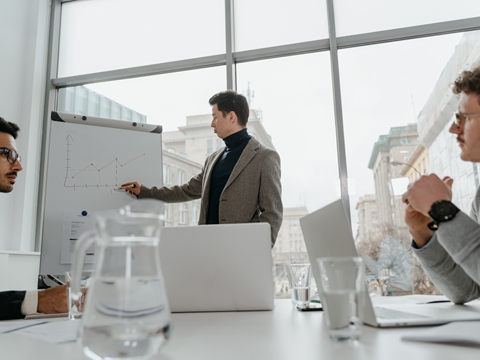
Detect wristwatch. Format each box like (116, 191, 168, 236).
(427, 200, 459, 231)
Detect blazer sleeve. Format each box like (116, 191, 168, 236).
(0, 290, 26, 320)
(138, 167, 205, 203)
(258, 150, 283, 247)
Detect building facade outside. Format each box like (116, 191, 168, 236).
(273, 206, 310, 299)
(357, 30, 480, 296)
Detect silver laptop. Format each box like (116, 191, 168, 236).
(300, 199, 480, 327)
(159, 223, 274, 313)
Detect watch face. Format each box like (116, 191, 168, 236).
(435, 201, 456, 217)
(429, 200, 459, 223)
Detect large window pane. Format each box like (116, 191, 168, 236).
(334, 0, 480, 37)
(58, 0, 225, 77)
(237, 53, 337, 298)
(234, 0, 328, 52)
(339, 31, 480, 296)
(57, 66, 226, 226)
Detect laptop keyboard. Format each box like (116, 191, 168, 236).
(374, 306, 428, 319)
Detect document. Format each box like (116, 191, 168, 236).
(14, 319, 79, 343)
(402, 321, 480, 345)
(60, 210, 95, 264)
(0, 319, 47, 333)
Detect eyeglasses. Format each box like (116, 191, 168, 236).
(453, 111, 480, 128)
(0, 147, 22, 164)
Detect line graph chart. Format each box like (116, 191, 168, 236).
(63, 134, 146, 189)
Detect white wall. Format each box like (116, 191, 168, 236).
(0, 0, 50, 251)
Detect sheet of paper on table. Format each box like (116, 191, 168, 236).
(0, 319, 47, 333)
(402, 321, 480, 346)
(14, 319, 79, 344)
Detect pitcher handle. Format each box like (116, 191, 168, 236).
(70, 229, 96, 301)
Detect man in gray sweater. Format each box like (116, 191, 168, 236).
(402, 65, 480, 304)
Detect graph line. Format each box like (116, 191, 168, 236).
(63, 134, 145, 189)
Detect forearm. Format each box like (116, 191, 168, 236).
(37, 285, 68, 314)
(435, 212, 480, 296)
(138, 184, 201, 203)
(414, 236, 480, 304)
(138, 170, 204, 203)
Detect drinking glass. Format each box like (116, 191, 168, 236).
(286, 263, 311, 309)
(317, 256, 365, 343)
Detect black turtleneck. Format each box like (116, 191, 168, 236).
(206, 128, 252, 224)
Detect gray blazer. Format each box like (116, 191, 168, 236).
(413, 186, 480, 304)
(139, 137, 283, 246)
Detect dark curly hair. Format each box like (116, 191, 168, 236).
(0, 117, 20, 139)
(453, 65, 480, 100)
(209, 90, 249, 127)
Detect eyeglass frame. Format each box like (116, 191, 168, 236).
(0, 147, 22, 164)
(454, 111, 480, 128)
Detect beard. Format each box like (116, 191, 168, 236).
(0, 172, 16, 193)
(0, 182, 13, 193)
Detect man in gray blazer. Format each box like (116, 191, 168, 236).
(402, 65, 480, 304)
(0, 117, 67, 320)
(122, 90, 283, 246)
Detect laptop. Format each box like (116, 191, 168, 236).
(159, 223, 274, 313)
(299, 199, 480, 327)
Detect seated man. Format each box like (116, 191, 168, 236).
(402, 65, 480, 304)
(0, 117, 67, 320)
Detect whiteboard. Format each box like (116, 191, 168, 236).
(39, 114, 163, 275)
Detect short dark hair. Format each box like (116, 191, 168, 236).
(209, 90, 249, 127)
(453, 65, 480, 100)
(0, 117, 20, 139)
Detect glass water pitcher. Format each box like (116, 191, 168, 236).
(70, 199, 171, 360)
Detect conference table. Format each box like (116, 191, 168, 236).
(1, 299, 479, 359)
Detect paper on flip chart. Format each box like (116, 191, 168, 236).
(401, 321, 480, 345)
(15, 319, 80, 343)
(0, 319, 47, 333)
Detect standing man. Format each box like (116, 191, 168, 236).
(122, 90, 283, 246)
(0, 117, 67, 320)
(402, 65, 480, 304)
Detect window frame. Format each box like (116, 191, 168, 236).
(35, 0, 480, 250)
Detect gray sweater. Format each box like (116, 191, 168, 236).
(413, 187, 480, 304)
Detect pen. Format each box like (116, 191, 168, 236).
(47, 274, 65, 286)
(116, 184, 136, 190)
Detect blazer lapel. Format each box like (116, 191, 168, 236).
(223, 138, 258, 191)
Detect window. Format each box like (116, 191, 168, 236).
(41, 0, 480, 301)
(166, 204, 173, 223)
(163, 165, 170, 185)
(191, 202, 200, 226)
(234, 0, 328, 51)
(340, 32, 469, 296)
(180, 204, 188, 225)
(58, 0, 225, 77)
(178, 170, 185, 185)
(334, 0, 480, 36)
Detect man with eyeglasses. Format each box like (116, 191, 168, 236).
(0, 117, 67, 320)
(402, 65, 480, 304)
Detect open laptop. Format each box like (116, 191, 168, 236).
(300, 199, 480, 327)
(159, 223, 274, 313)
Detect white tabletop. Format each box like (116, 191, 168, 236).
(1, 299, 479, 360)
